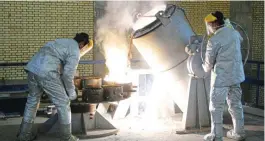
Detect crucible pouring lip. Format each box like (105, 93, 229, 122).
(132, 4, 177, 39)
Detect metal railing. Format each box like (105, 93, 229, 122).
(0, 59, 143, 92)
(0, 59, 143, 67)
(0, 59, 264, 107)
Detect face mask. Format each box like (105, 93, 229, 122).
(80, 39, 93, 57)
(206, 24, 214, 35)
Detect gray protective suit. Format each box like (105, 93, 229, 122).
(202, 26, 245, 141)
(24, 38, 80, 125)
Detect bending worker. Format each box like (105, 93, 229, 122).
(16, 33, 93, 141)
(186, 11, 246, 141)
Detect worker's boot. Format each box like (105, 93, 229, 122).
(226, 119, 246, 141)
(16, 121, 37, 141)
(203, 123, 223, 141)
(60, 124, 79, 141)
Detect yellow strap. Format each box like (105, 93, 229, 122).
(204, 13, 217, 23)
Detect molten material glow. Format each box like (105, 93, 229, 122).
(103, 32, 132, 84)
(102, 33, 185, 132)
(101, 3, 187, 132)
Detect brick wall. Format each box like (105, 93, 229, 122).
(250, 1, 264, 107)
(229, 1, 264, 107)
(252, 1, 264, 62)
(0, 1, 94, 80)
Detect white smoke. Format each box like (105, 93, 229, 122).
(96, 1, 166, 41)
(96, 1, 178, 127)
(96, 1, 166, 82)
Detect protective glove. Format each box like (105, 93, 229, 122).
(185, 43, 198, 55)
(67, 89, 78, 101)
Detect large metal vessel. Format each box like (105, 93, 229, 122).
(132, 4, 195, 112)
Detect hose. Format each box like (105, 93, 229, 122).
(200, 34, 208, 64)
(231, 21, 250, 65)
(159, 57, 189, 73)
(157, 6, 194, 73)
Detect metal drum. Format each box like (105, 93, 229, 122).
(74, 77, 82, 90)
(119, 82, 136, 99)
(132, 4, 195, 112)
(82, 77, 102, 89)
(82, 88, 104, 103)
(103, 85, 123, 102)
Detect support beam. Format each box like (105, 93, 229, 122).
(38, 111, 119, 139)
(177, 76, 211, 134)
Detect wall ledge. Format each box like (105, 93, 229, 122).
(243, 105, 264, 117)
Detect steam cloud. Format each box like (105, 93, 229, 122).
(96, 1, 166, 44)
(96, 1, 166, 60)
(96, 1, 166, 82)
(96, 1, 177, 122)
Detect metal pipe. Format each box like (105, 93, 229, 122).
(0, 59, 145, 67)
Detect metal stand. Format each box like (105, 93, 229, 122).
(176, 35, 211, 134)
(38, 103, 119, 139)
(176, 76, 211, 134)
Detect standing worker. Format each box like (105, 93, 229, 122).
(185, 11, 246, 141)
(202, 11, 246, 141)
(16, 33, 93, 141)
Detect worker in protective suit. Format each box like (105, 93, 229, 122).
(16, 33, 93, 141)
(186, 11, 246, 141)
(203, 11, 246, 141)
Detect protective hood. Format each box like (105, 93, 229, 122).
(224, 18, 234, 29)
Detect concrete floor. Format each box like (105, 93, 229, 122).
(0, 113, 263, 141)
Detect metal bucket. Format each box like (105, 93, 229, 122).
(82, 88, 104, 103)
(119, 82, 136, 99)
(74, 77, 82, 90)
(102, 85, 124, 102)
(132, 4, 195, 112)
(82, 77, 102, 89)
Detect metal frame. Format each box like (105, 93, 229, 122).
(0, 59, 143, 67)
(1, 59, 263, 107)
(242, 60, 264, 107)
(0, 59, 143, 92)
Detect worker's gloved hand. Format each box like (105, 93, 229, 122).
(68, 89, 78, 101)
(185, 44, 198, 55)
